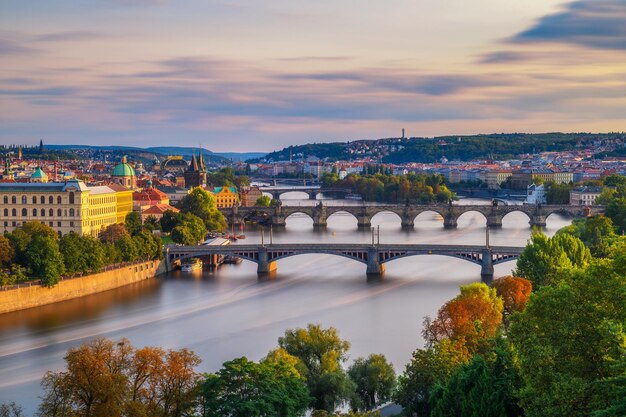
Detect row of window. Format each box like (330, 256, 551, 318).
(3, 208, 78, 217)
(3, 220, 74, 229)
(2, 192, 76, 205)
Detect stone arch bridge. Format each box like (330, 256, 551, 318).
(166, 243, 524, 284)
(259, 186, 351, 200)
(221, 203, 603, 229)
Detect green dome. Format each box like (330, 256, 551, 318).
(31, 167, 48, 179)
(112, 156, 136, 177)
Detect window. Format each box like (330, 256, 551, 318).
(57, 222, 61, 227)
(12, 196, 16, 204)
(49, 196, 53, 204)
(3, 209, 7, 216)
(49, 222, 53, 226)
(33, 208, 37, 216)
(41, 209, 45, 216)
(32, 196, 36, 204)
(49, 209, 53, 217)
(19, 208, 24, 216)
(69, 192, 75, 204)
(70, 221, 74, 227)
(40, 196, 45, 204)
(3, 221, 6, 227)
(57, 196, 62, 204)
(21, 196, 26, 204)
(69, 208, 75, 217)
(57, 209, 61, 216)
(2, 196, 6, 204)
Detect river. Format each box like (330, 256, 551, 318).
(0, 195, 572, 414)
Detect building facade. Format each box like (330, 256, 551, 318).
(111, 156, 137, 189)
(240, 186, 263, 207)
(0, 179, 120, 236)
(184, 152, 207, 188)
(211, 186, 239, 208)
(569, 186, 603, 206)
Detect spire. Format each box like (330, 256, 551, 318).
(189, 154, 199, 171)
(198, 148, 205, 171)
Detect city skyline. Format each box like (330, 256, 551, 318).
(1, 0, 626, 151)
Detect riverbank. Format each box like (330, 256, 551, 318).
(0, 259, 167, 314)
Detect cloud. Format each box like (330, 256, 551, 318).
(0, 39, 39, 55)
(511, 0, 626, 50)
(33, 31, 103, 43)
(477, 51, 529, 64)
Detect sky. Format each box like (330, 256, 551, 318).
(1, 0, 625, 152)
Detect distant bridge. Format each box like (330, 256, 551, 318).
(221, 203, 603, 229)
(165, 243, 525, 283)
(258, 186, 351, 200)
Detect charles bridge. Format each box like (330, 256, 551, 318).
(221, 202, 603, 229)
(165, 242, 524, 283)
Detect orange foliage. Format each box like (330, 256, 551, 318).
(423, 283, 503, 353)
(492, 275, 532, 316)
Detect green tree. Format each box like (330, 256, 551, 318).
(256, 195, 272, 207)
(125, 212, 143, 236)
(178, 187, 226, 232)
(605, 198, 626, 234)
(509, 259, 626, 417)
(115, 235, 138, 262)
(429, 340, 523, 417)
(98, 223, 129, 244)
(0, 235, 14, 267)
(347, 354, 395, 411)
(25, 235, 65, 286)
(394, 339, 470, 417)
(6, 221, 58, 265)
(132, 229, 162, 260)
(201, 356, 310, 417)
(171, 213, 207, 245)
(160, 210, 183, 233)
(59, 233, 106, 274)
(545, 181, 572, 204)
(143, 215, 162, 232)
(514, 232, 591, 288)
(277, 324, 355, 412)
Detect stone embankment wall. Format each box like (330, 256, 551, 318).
(0, 260, 166, 314)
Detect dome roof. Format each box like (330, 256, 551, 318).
(112, 156, 136, 177)
(31, 167, 48, 179)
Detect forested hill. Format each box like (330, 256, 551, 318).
(257, 133, 625, 163)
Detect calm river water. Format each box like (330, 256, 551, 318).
(0, 195, 571, 413)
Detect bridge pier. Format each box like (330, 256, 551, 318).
(271, 214, 286, 227)
(356, 214, 371, 228)
(366, 247, 385, 276)
(401, 214, 414, 229)
(480, 249, 494, 285)
(487, 214, 503, 228)
(529, 215, 546, 229)
(308, 191, 318, 200)
(443, 214, 458, 229)
(313, 216, 327, 228)
(257, 247, 277, 275)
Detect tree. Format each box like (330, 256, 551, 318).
(394, 339, 470, 417)
(177, 187, 226, 231)
(492, 276, 532, 326)
(26, 235, 64, 286)
(545, 181, 572, 204)
(422, 283, 503, 354)
(98, 223, 129, 244)
(278, 324, 355, 412)
(606, 198, 626, 234)
(144, 215, 162, 232)
(429, 338, 523, 417)
(0, 235, 14, 267)
(171, 214, 207, 245)
(59, 233, 106, 275)
(6, 221, 58, 265)
(0, 403, 24, 417)
(115, 235, 138, 262)
(256, 195, 272, 207)
(160, 210, 183, 234)
(38, 338, 201, 417)
(201, 356, 310, 417)
(509, 259, 626, 417)
(514, 232, 590, 288)
(125, 212, 143, 236)
(133, 229, 162, 260)
(347, 354, 395, 411)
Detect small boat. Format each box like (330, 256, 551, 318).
(181, 258, 202, 272)
(223, 255, 243, 265)
(235, 234, 246, 240)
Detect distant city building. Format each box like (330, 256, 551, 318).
(160, 155, 189, 173)
(30, 167, 48, 183)
(569, 186, 603, 206)
(111, 156, 137, 189)
(140, 204, 179, 222)
(211, 186, 239, 208)
(485, 170, 512, 189)
(240, 185, 263, 207)
(526, 183, 546, 204)
(184, 152, 207, 188)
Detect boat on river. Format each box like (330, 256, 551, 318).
(181, 258, 202, 272)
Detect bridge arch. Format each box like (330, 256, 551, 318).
(545, 210, 575, 230)
(413, 210, 447, 227)
(370, 210, 403, 227)
(269, 251, 368, 264)
(284, 211, 315, 228)
(326, 209, 360, 226)
(455, 209, 488, 227)
(501, 210, 531, 227)
(380, 252, 483, 266)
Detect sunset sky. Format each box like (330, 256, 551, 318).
(1, 0, 625, 151)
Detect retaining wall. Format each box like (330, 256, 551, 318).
(0, 260, 167, 314)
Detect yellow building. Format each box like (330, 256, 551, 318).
(485, 170, 512, 189)
(211, 186, 239, 208)
(0, 179, 119, 237)
(107, 183, 134, 223)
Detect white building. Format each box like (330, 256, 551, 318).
(526, 183, 546, 204)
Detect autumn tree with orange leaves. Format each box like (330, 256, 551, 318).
(37, 338, 201, 417)
(422, 283, 504, 354)
(492, 276, 532, 327)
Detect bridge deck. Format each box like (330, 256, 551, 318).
(168, 243, 524, 253)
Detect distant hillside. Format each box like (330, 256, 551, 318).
(258, 133, 626, 163)
(146, 147, 265, 161)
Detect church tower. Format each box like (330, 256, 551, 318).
(184, 150, 207, 188)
